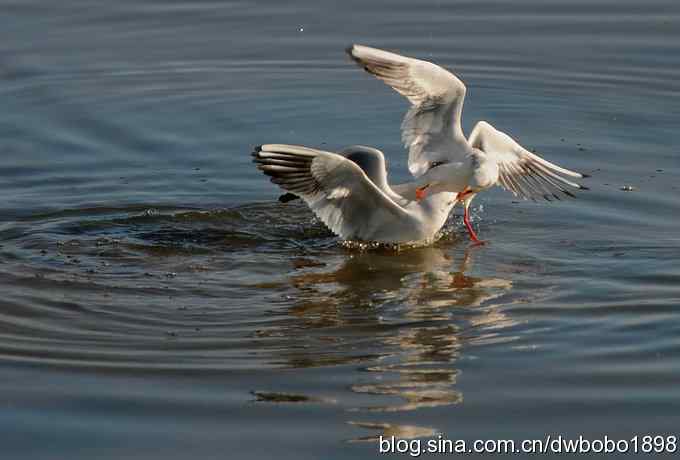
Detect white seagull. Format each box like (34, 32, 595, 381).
(253, 44, 588, 244)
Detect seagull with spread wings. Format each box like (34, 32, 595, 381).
(253, 44, 588, 244)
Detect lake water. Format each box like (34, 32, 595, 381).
(1, 0, 680, 458)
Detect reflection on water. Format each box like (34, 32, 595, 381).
(261, 245, 515, 440)
(347, 421, 437, 443)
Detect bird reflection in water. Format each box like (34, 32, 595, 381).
(263, 244, 515, 441)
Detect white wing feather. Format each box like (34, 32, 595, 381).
(347, 44, 468, 177)
(469, 121, 589, 201)
(253, 144, 417, 240)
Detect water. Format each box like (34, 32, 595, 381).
(1, 0, 679, 458)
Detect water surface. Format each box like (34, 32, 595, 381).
(1, 1, 680, 458)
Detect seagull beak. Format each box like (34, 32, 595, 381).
(415, 184, 430, 201)
(456, 187, 473, 202)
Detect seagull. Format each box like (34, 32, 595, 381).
(346, 44, 589, 243)
(253, 44, 588, 244)
(253, 144, 457, 243)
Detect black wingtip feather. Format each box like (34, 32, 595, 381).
(346, 45, 364, 66)
(579, 185, 590, 191)
(278, 193, 300, 203)
(581, 173, 591, 178)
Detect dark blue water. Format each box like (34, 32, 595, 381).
(1, 1, 680, 458)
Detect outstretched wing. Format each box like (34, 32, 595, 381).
(347, 44, 468, 178)
(338, 145, 391, 193)
(469, 121, 589, 201)
(253, 144, 414, 240)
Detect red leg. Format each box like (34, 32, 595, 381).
(463, 205, 484, 244)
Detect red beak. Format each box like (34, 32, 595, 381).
(415, 185, 429, 201)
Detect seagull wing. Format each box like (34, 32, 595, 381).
(347, 44, 468, 177)
(253, 144, 415, 240)
(469, 121, 589, 201)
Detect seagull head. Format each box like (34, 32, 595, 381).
(413, 162, 472, 201)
